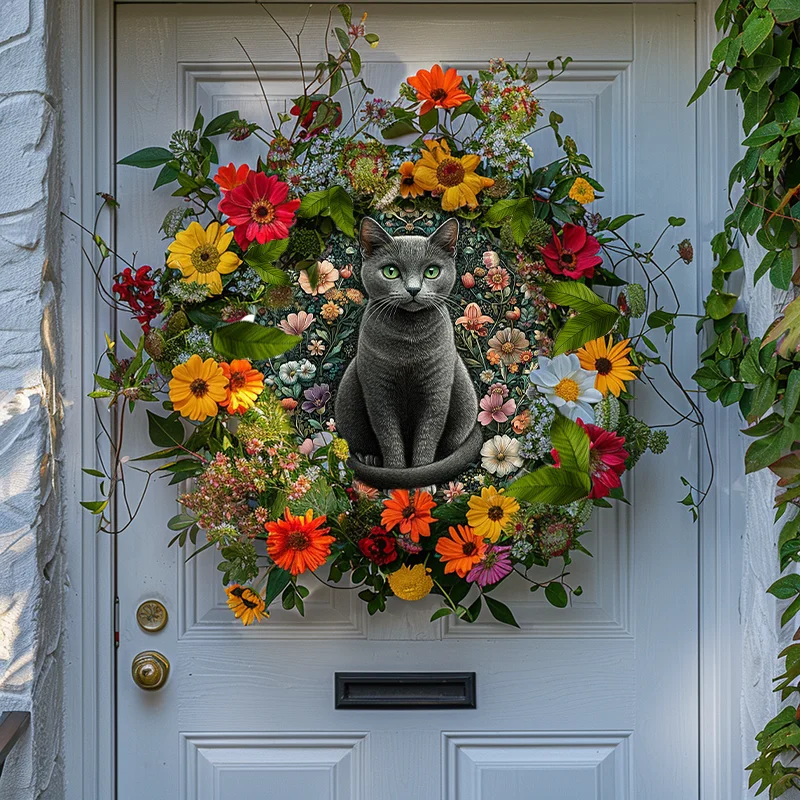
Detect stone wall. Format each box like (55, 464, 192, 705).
(0, 0, 64, 797)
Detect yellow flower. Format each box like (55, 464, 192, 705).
(226, 584, 267, 625)
(387, 564, 433, 601)
(331, 437, 350, 461)
(167, 221, 241, 295)
(466, 486, 520, 542)
(169, 354, 228, 421)
(569, 177, 595, 205)
(413, 139, 494, 211)
(398, 160, 425, 199)
(576, 336, 639, 397)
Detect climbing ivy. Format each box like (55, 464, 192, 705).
(691, 0, 800, 794)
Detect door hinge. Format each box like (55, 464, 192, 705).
(114, 596, 120, 649)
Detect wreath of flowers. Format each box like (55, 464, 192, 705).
(80, 5, 704, 627)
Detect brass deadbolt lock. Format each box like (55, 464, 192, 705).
(131, 650, 170, 691)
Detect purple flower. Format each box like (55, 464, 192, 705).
(466, 545, 513, 587)
(301, 383, 331, 414)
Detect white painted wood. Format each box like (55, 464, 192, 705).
(103, 3, 733, 799)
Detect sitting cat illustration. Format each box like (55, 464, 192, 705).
(335, 217, 482, 489)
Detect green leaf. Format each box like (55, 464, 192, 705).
(549, 415, 590, 473)
(212, 322, 300, 360)
(706, 290, 738, 320)
(605, 213, 640, 231)
(770, 249, 794, 290)
(264, 568, 292, 607)
(203, 110, 240, 137)
(364, 32, 379, 48)
(483, 199, 519, 225)
(688, 67, 717, 105)
(719, 248, 744, 272)
(742, 120, 783, 147)
(430, 607, 453, 622)
(337, 3, 352, 25)
(506, 465, 591, 505)
(250, 263, 290, 286)
(381, 119, 419, 139)
(483, 595, 520, 627)
(146, 410, 185, 448)
(510, 198, 535, 246)
(648, 310, 677, 329)
(770, 0, 800, 22)
(742, 10, 776, 56)
(419, 107, 438, 133)
(553, 307, 620, 355)
(544, 583, 569, 608)
(542, 281, 607, 312)
(82, 468, 106, 478)
(785, 370, 800, 417)
(80, 499, 108, 515)
(118, 146, 174, 169)
(327, 185, 355, 236)
(245, 239, 289, 268)
(745, 424, 796, 473)
(769, 573, 800, 599)
(334, 26, 350, 51)
(297, 189, 330, 219)
(153, 163, 179, 189)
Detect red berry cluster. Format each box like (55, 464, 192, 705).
(112, 266, 163, 333)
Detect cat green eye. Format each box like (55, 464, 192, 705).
(424, 265, 441, 279)
(382, 265, 400, 279)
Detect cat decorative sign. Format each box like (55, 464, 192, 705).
(77, 6, 701, 627)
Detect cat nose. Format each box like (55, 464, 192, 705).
(407, 286, 421, 298)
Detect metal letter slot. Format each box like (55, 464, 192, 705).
(335, 672, 476, 709)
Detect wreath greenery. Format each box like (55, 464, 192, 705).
(77, 5, 703, 629)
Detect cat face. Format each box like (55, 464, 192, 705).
(359, 217, 459, 313)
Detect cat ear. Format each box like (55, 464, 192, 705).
(359, 217, 393, 256)
(429, 218, 459, 255)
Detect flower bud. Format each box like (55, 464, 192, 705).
(461, 272, 476, 289)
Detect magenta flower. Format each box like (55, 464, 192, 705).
(478, 393, 516, 426)
(301, 383, 331, 414)
(466, 545, 513, 587)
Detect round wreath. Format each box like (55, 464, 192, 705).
(82, 8, 701, 628)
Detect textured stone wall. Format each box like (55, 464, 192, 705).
(0, 0, 64, 797)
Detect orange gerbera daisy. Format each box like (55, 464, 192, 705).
(214, 162, 250, 193)
(407, 65, 471, 116)
(435, 525, 487, 578)
(380, 489, 436, 542)
(265, 508, 334, 576)
(398, 161, 425, 199)
(576, 335, 639, 397)
(219, 359, 264, 414)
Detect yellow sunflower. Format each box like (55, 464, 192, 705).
(576, 336, 639, 397)
(568, 177, 595, 204)
(466, 486, 519, 542)
(167, 221, 241, 295)
(169, 354, 228, 421)
(387, 564, 434, 601)
(413, 139, 494, 211)
(225, 584, 267, 625)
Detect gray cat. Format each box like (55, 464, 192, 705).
(335, 217, 482, 489)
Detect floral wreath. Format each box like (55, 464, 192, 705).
(80, 6, 703, 628)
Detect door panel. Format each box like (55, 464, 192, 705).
(115, 5, 698, 798)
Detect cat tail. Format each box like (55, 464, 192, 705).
(347, 425, 484, 490)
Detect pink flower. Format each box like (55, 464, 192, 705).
(466, 545, 513, 586)
(217, 171, 300, 250)
(478, 392, 516, 425)
(443, 481, 465, 502)
(299, 259, 340, 296)
(278, 311, 315, 336)
(485, 266, 510, 291)
(456, 302, 494, 335)
(340, 264, 353, 279)
(325, 418, 337, 432)
(576, 420, 629, 499)
(482, 250, 500, 268)
(461, 272, 476, 289)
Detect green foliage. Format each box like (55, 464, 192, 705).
(211, 321, 300, 360)
(692, 1, 800, 791)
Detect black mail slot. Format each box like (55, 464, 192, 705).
(334, 672, 476, 709)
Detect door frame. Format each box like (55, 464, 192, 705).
(60, 2, 744, 798)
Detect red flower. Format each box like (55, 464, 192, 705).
(213, 163, 250, 194)
(290, 98, 343, 139)
(112, 265, 163, 333)
(218, 172, 300, 250)
(576, 420, 629, 499)
(358, 526, 398, 566)
(539, 223, 602, 280)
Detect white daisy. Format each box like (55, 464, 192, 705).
(528, 353, 602, 423)
(480, 434, 523, 477)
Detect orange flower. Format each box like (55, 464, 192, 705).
(381, 489, 436, 542)
(398, 160, 425, 199)
(265, 508, 335, 575)
(435, 525, 487, 578)
(219, 359, 265, 414)
(214, 162, 250, 193)
(408, 65, 471, 116)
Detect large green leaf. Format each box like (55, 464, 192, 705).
(327, 185, 355, 237)
(542, 281, 610, 313)
(553, 307, 620, 355)
(212, 322, 300, 360)
(245, 239, 289, 268)
(549, 415, 590, 473)
(763, 296, 800, 357)
(510, 198, 535, 246)
(483, 198, 519, 225)
(297, 190, 330, 219)
(770, 0, 800, 23)
(118, 147, 174, 169)
(146, 410, 185, 448)
(263, 567, 292, 607)
(506, 465, 591, 505)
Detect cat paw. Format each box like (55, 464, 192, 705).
(353, 452, 383, 467)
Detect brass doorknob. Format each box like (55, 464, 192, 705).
(131, 650, 170, 690)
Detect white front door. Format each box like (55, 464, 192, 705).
(114, 4, 699, 798)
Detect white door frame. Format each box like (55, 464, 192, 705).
(60, 2, 744, 798)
